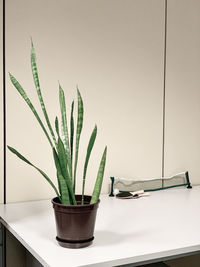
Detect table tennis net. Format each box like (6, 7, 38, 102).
(109, 171, 191, 196)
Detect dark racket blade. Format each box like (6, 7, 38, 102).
(116, 192, 133, 199)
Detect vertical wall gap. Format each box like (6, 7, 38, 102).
(3, 0, 6, 204)
(162, 0, 167, 182)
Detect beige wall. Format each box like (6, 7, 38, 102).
(0, 0, 3, 204)
(164, 0, 200, 183)
(5, 0, 200, 203)
(6, 0, 165, 202)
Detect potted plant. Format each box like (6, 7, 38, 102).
(8, 42, 107, 248)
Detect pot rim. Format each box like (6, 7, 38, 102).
(51, 195, 100, 208)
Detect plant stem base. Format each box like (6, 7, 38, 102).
(56, 236, 94, 248)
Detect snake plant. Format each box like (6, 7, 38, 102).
(8, 42, 107, 205)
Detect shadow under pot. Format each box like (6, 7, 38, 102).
(52, 195, 100, 248)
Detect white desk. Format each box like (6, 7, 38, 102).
(0, 186, 200, 267)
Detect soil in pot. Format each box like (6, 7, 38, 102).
(52, 195, 100, 248)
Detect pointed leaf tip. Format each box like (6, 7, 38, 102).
(77, 88, 82, 98)
(59, 84, 63, 92)
(30, 37, 33, 47)
(31, 42, 35, 53)
(77, 87, 83, 97)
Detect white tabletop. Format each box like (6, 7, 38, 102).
(0, 186, 200, 267)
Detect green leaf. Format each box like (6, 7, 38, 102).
(57, 171, 70, 204)
(53, 148, 70, 204)
(55, 116, 60, 137)
(73, 88, 84, 192)
(81, 125, 97, 204)
(70, 100, 74, 162)
(59, 85, 72, 179)
(7, 145, 61, 201)
(57, 138, 77, 205)
(31, 42, 56, 146)
(9, 73, 53, 148)
(57, 138, 68, 179)
(90, 146, 107, 204)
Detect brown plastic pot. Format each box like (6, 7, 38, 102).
(52, 195, 100, 248)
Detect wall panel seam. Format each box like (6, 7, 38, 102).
(3, 0, 6, 204)
(162, 0, 168, 182)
